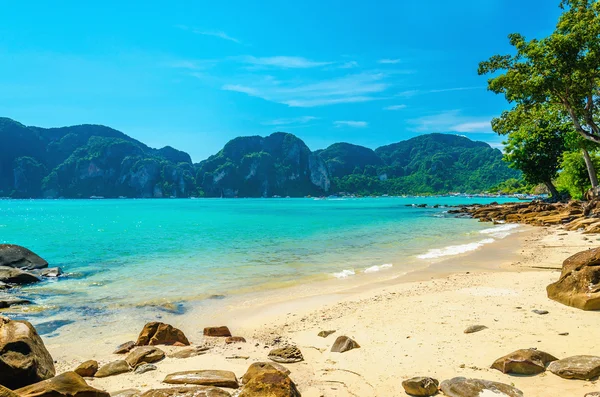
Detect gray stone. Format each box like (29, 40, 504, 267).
(0, 245, 48, 270)
(0, 266, 41, 284)
(134, 363, 157, 374)
(330, 336, 360, 353)
(547, 355, 600, 380)
(440, 377, 523, 397)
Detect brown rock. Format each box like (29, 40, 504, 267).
(125, 346, 165, 368)
(203, 326, 231, 337)
(440, 377, 523, 397)
(0, 385, 18, 397)
(585, 393, 600, 397)
(268, 346, 304, 363)
(463, 325, 487, 334)
(225, 336, 246, 344)
(168, 346, 210, 359)
(74, 360, 98, 378)
(330, 336, 360, 353)
(140, 386, 230, 397)
(113, 341, 135, 354)
(547, 355, 600, 380)
(0, 244, 48, 270)
(0, 266, 41, 284)
(13, 371, 110, 397)
(136, 322, 190, 346)
(95, 360, 130, 378)
(317, 330, 335, 338)
(110, 389, 141, 397)
(0, 316, 55, 389)
(163, 370, 239, 389)
(491, 348, 558, 375)
(239, 371, 300, 397)
(401, 377, 439, 396)
(241, 362, 291, 385)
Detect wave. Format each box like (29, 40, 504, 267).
(417, 238, 495, 260)
(332, 269, 355, 279)
(364, 263, 393, 273)
(479, 223, 520, 239)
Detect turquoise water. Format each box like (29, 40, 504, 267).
(0, 197, 519, 334)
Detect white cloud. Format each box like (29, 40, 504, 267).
(338, 61, 359, 69)
(237, 56, 332, 69)
(384, 104, 407, 110)
(262, 116, 317, 126)
(378, 59, 401, 64)
(452, 121, 491, 132)
(221, 84, 259, 95)
(408, 110, 494, 133)
(176, 25, 241, 44)
(334, 120, 368, 128)
(396, 86, 484, 97)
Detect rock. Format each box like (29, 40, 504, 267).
(268, 346, 304, 363)
(113, 341, 135, 354)
(239, 371, 300, 397)
(0, 297, 31, 308)
(585, 393, 600, 397)
(163, 370, 239, 389)
(440, 377, 523, 397)
(401, 377, 439, 396)
(547, 247, 600, 310)
(140, 386, 230, 397)
(532, 309, 549, 315)
(95, 360, 131, 378)
(547, 355, 600, 380)
(38, 267, 63, 278)
(0, 385, 18, 397)
(463, 325, 487, 334)
(203, 326, 231, 337)
(110, 389, 141, 397)
(330, 336, 360, 353)
(13, 371, 110, 397)
(168, 346, 210, 359)
(125, 346, 165, 367)
(0, 282, 10, 290)
(242, 362, 291, 384)
(0, 245, 48, 270)
(491, 348, 558, 375)
(134, 364, 156, 374)
(74, 360, 98, 377)
(0, 266, 41, 284)
(317, 330, 336, 338)
(0, 316, 55, 389)
(135, 322, 190, 346)
(225, 336, 246, 344)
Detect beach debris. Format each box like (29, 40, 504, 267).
(109, 389, 141, 397)
(168, 345, 210, 359)
(242, 362, 291, 385)
(547, 355, 600, 380)
(0, 266, 41, 284)
(134, 363, 157, 374)
(203, 326, 232, 337)
(125, 346, 165, 367)
(95, 360, 131, 378)
(318, 330, 336, 338)
(13, 371, 110, 397)
(113, 341, 136, 354)
(491, 348, 558, 375)
(37, 267, 63, 278)
(547, 246, 600, 310)
(136, 322, 190, 346)
(463, 325, 487, 334)
(268, 346, 304, 363)
(163, 370, 239, 389)
(401, 376, 439, 396)
(73, 360, 98, 377)
(531, 309, 549, 315)
(239, 370, 300, 397)
(440, 377, 523, 397)
(330, 336, 360, 353)
(225, 336, 246, 344)
(141, 386, 230, 397)
(0, 316, 55, 389)
(0, 244, 48, 270)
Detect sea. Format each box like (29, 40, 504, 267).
(0, 197, 521, 337)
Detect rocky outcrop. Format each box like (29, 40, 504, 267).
(0, 316, 55, 389)
(268, 346, 304, 363)
(401, 377, 439, 396)
(163, 370, 239, 388)
(74, 360, 98, 378)
(125, 346, 165, 368)
(491, 348, 558, 375)
(547, 355, 600, 380)
(440, 377, 523, 397)
(239, 371, 300, 397)
(13, 372, 109, 397)
(0, 266, 41, 284)
(135, 322, 190, 346)
(95, 360, 130, 378)
(0, 245, 48, 270)
(547, 247, 600, 310)
(140, 386, 230, 397)
(330, 336, 360, 353)
(203, 326, 231, 337)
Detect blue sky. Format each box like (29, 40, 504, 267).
(1, 0, 563, 162)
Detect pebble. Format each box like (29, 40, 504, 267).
(532, 309, 549, 315)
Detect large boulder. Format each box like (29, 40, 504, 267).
(547, 355, 600, 380)
(125, 346, 165, 368)
(0, 245, 48, 270)
(163, 370, 239, 389)
(0, 266, 41, 284)
(13, 372, 109, 397)
(141, 386, 230, 397)
(0, 316, 55, 389)
(547, 247, 600, 310)
(440, 377, 523, 397)
(491, 348, 558, 375)
(238, 371, 300, 397)
(135, 322, 190, 346)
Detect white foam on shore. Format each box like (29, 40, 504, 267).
(333, 269, 355, 279)
(479, 223, 520, 239)
(417, 238, 495, 260)
(364, 263, 393, 273)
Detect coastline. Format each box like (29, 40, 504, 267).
(44, 223, 600, 396)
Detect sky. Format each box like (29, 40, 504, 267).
(0, 0, 564, 162)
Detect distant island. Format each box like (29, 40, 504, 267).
(0, 117, 519, 198)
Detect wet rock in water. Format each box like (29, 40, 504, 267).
(125, 346, 165, 367)
(0, 266, 41, 284)
(239, 371, 300, 397)
(317, 330, 336, 338)
(401, 377, 439, 396)
(242, 362, 291, 385)
(547, 355, 600, 380)
(38, 267, 63, 278)
(0, 316, 55, 389)
(463, 325, 487, 334)
(95, 360, 131, 378)
(0, 297, 31, 308)
(134, 363, 157, 374)
(141, 386, 230, 397)
(440, 377, 523, 397)
(532, 309, 549, 315)
(330, 336, 360, 353)
(0, 245, 48, 271)
(74, 360, 98, 377)
(168, 346, 210, 359)
(113, 341, 135, 354)
(0, 282, 10, 290)
(0, 385, 18, 397)
(135, 322, 190, 346)
(491, 348, 558, 375)
(163, 370, 239, 389)
(225, 336, 246, 344)
(13, 371, 110, 397)
(547, 247, 600, 310)
(203, 326, 232, 337)
(110, 389, 141, 397)
(268, 346, 304, 363)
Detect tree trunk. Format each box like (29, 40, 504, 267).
(581, 146, 599, 188)
(544, 180, 560, 200)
